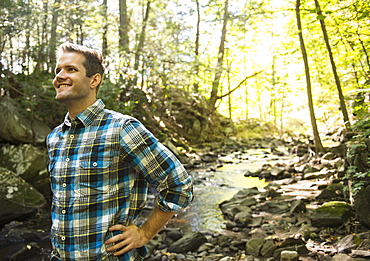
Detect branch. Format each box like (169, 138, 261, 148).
(217, 70, 263, 100)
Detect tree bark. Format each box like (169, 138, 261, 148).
(314, 0, 351, 129)
(130, 0, 151, 87)
(102, 0, 109, 59)
(49, 0, 61, 72)
(119, 0, 130, 53)
(209, 0, 229, 112)
(193, 0, 201, 93)
(296, 0, 324, 153)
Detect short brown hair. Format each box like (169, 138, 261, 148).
(57, 43, 105, 94)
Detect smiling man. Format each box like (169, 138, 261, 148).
(46, 42, 193, 260)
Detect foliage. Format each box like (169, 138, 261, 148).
(343, 116, 370, 197)
(1, 0, 370, 141)
(234, 119, 280, 140)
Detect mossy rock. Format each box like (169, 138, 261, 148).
(310, 201, 353, 227)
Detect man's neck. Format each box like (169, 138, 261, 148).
(67, 99, 97, 119)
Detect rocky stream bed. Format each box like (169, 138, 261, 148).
(1, 142, 370, 261)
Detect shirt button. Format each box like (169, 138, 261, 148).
(70, 135, 74, 139)
(61, 236, 66, 241)
(62, 183, 67, 188)
(66, 158, 70, 162)
(61, 209, 66, 214)
(92, 162, 98, 167)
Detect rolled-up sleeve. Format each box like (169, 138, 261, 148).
(119, 119, 193, 212)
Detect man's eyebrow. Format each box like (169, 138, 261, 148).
(55, 65, 78, 70)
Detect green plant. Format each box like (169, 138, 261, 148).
(343, 119, 370, 197)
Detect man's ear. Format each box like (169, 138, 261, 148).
(90, 73, 101, 90)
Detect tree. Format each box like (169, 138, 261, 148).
(119, 0, 129, 54)
(102, 0, 109, 58)
(314, 0, 351, 129)
(296, 0, 324, 153)
(192, 0, 201, 93)
(209, 0, 229, 112)
(49, 0, 61, 72)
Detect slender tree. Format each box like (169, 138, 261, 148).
(193, 0, 201, 93)
(49, 0, 61, 72)
(132, 0, 151, 86)
(102, 0, 109, 59)
(296, 0, 324, 153)
(119, 0, 129, 54)
(314, 0, 351, 128)
(209, 0, 229, 112)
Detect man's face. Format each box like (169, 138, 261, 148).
(53, 52, 94, 103)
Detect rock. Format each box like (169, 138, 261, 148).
(310, 201, 353, 227)
(316, 188, 339, 200)
(280, 250, 299, 261)
(0, 97, 51, 144)
(258, 200, 290, 214)
(234, 211, 252, 227)
(220, 197, 257, 213)
(351, 250, 370, 258)
(354, 184, 370, 228)
(336, 234, 357, 253)
(289, 199, 306, 215)
(245, 238, 264, 255)
(0, 144, 49, 194)
(278, 236, 305, 248)
(5, 227, 49, 243)
(168, 232, 207, 253)
(304, 168, 332, 179)
(5, 242, 41, 261)
(0, 167, 46, 225)
(330, 253, 355, 261)
(221, 205, 252, 221)
(259, 238, 277, 257)
(165, 229, 183, 241)
(233, 187, 260, 197)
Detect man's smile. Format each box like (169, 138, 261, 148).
(57, 84, 71, 88)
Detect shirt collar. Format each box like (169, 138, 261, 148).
(63, 99, 105, 128)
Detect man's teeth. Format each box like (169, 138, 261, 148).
(59, 85, 69, 88)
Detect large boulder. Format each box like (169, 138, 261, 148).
(354, 184, 370, 228)
(0, 167, 46, 225)
(168, 232, 207, 253)
(0, 97, 51, 144)
(310, 201, 353, 227)
(0, 144, 49, 195)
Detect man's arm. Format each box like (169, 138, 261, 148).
(104, 206, 176, 256)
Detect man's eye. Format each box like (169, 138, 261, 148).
(68, 68, 77, 72)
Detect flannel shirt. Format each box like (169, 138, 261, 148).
(46, 99, 193, 260)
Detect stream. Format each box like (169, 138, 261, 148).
(171, 148, 294, 233)
(0, 148, 294, 260)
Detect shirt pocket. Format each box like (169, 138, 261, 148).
(77, 137, 119, 196)
(78, 156, 114, 195)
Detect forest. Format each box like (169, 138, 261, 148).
(1, 0, 370, 260)
(1, 0, 369, 144)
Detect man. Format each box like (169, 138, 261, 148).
(46, 42, 193, 260)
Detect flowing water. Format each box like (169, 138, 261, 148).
(172, 148, 294, 233)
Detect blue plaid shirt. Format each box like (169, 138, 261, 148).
(47, 99, 193, 260)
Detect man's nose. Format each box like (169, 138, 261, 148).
(55, 70, 66, 80)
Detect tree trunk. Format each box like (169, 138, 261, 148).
(314, 0, 351, 129)
(131, 0, 151, 87)
(209, 0, 229, 112)
(33, 0, 49, 75)
(49, 0, 61, 71)
(119, 0, 129, 53)
(296, 0, 324, 153)
(193, 0, 201, 93)
(102, 0, 109, 59)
